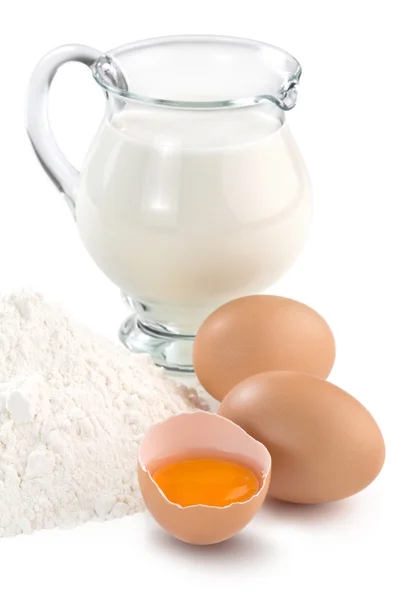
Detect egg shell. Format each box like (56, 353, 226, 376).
(138, 411, 271, 545)
(218, 371, 385, 504)
(193, 295, 336, 400)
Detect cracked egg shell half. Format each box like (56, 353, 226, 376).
(138, 411, 271, 545)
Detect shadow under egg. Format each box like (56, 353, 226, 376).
(147, 521, 280, 569)
(264, 495, 357, 526)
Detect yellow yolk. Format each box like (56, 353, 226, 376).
(152, 457, 260, 507)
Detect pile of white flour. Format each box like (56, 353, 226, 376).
(0, 290, 205, 538)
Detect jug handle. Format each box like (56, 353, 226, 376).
(26, 44, 102, 218)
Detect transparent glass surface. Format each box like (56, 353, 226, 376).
(93, 35, 302, 110)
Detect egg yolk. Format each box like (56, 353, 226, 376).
(152, 457, 260, 507)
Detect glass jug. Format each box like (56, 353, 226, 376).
(26, 35, 312, 372)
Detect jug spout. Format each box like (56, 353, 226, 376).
(275, 74, 301, 111)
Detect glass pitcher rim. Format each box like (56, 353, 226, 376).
(91, 34, 302, 110)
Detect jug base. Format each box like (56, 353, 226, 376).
(119, 313, 195, 373)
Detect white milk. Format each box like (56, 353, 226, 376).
(76, 107, 312, 328)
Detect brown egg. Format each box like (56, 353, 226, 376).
(193, 295, 335, 400)
(138, 411, 271, 545)
(218, 371, 385, 504)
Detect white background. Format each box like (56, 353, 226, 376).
(1, 1, 399, 598)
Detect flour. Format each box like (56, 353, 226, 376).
(0, 290, 206, 537)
